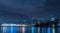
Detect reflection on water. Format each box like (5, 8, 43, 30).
(38, 27, 40, 33)
(1, 26, 31, 33)
(22, 26, 25, 33)
(42, 27, 44, 33)
(52, 27, 55, 33)
(0, 25, 60, 33)
(0, 26, 57, 33)
(47, 27, 50, 33)
(32, 26, 35, 33)
(1, 26, 17, 33)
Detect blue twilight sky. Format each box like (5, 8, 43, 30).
(0, 0, 60, 16)
(0, 0, 60, 23)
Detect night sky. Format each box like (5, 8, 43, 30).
(0, 0, 60, 23)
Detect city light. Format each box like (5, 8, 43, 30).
(51, 17, 55, 21)
(52, 25, 55, 27)
(1, 24, 16, 26)
(1, 24, 29, 26)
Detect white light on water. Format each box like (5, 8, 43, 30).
(2, 27, 7, 33)
(38, 27, 40, 33)
(22, 27, 25, 33)
(52, 28, 55, 33)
